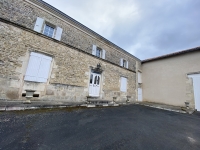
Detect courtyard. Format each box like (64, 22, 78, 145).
(0, 105, 200, 150)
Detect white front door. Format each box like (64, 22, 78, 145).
(138, 88, 142, 101)
(89, 73, 101, 97)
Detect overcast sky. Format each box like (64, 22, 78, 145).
(43, 0, 200, 60)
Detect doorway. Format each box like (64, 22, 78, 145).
(89, 72, 101, 97)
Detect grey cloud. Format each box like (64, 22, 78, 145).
(43, 0, 200, 60)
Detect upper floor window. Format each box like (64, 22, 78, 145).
(34, 17, 63, 41)
(96, 47, 102, 58)
(120, 58, 128, 69)
(92, 45, 106, 59)
(43, 24, 55, 38)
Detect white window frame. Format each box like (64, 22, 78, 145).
(120, 58, 128, 69)
(43, 24, 55, 38)
(96, 47, 102, 58)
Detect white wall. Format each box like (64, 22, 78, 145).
(142, 51, 200, 106)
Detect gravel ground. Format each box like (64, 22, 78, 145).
(0, 105, 200, 150)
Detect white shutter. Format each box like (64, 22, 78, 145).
(138, 88, 143, 101)
(126, 61, 128, 69)
(120, 77, 127, 92)
(37, 55, 52, 82)
(24, 52, 42, 82)
(102, 49, 106, 59)
(92, 45, 97, 55)
(54, 26, 63, 41)
(138, 72, 142, 83)
(120, 58, 123, 66)
(34, 17, 44, 33)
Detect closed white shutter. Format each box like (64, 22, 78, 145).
(92, 45, 97, 55)
(34, 17, 44, 33)
(126, 61, 129, 69)
(54, 26, 63, 41)
(37, 55, 52, 82)
(138, 72, 142, 83)
(120, 58, 123, 66)
(120, 77, 127, 92)
(24, 52, 42, 82)
(138, 88, 143, 101)
(24, 52, 52, 83)
(102, 49, 106, 59)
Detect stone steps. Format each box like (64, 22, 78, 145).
(86, 98, 119, 107)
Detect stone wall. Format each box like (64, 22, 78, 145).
(185, 77, 195, 108)
(0, 21, 136, 102)
(0, 0, 139, 71)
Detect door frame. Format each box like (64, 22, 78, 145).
(88, 68, 103, 98)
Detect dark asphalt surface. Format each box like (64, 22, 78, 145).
(0, 105, 200, 150)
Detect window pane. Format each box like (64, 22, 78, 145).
(94, 76, 97, 84)
(90, 74, 93, 84)
(97, 76, 100, 85)
(96, 49, 101, 58)
(123, 60, 126, 67)
(44, 25, 54, 38)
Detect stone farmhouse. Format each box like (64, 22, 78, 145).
(0, 0, 199, 111)
(0, 0, 141, 104)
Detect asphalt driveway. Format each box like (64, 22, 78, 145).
(0, 105, 200, 150)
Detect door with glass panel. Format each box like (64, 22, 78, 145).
(89, 73, 101, 97)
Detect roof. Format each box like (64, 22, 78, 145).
(142, 46, 200, 63)
(29, 0, 141, 61)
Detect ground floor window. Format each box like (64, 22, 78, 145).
(24, 52, 52, 82)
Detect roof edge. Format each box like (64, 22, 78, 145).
(142, 46, 200, 63)
(28, 0, 141, 61)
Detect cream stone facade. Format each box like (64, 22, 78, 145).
(142, 49, 200, 109)
(1, 0, 199, 110)
(0, 0, 140, 103)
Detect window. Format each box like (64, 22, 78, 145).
(43, 24, 55, 38)
(120, 77, 127, 92)
(120, 58, 128, 69)
(96, 47, 102, 58)
(123, 59, 127, 67)
(92, 45, 106, 59)
(34, 17, 63, 41)
(24, 52, 52, 83)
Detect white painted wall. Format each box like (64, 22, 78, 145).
(142, 51, 200, 107)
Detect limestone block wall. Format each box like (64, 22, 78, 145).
(0, 0, 138, 71)
(0, 21, 136, 102)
